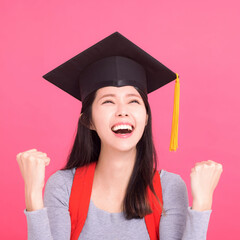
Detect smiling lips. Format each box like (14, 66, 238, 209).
(111, 123, 134, 138)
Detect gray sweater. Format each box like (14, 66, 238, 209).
(24, 168, 212, 239)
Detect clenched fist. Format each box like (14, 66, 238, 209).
(16, 149, 50, 211)
(190, 160, 223, 211)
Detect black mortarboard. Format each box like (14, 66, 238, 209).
(42, 31, 180, 151)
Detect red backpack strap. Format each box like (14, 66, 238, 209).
(69, 162, 96, 240)
(69, 163, 162, 240)
(144, 170, 163, 240)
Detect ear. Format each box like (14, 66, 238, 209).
(145, 114, 149, 126)
(80, 113, 96, 130)
(89, 123, 96, 131)
(88, 119, 96, 131)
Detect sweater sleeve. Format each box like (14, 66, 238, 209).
(24, 170, 72, 240)
(159, 171, 212, 240)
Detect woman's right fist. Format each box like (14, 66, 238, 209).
(16, 149, 50, 192)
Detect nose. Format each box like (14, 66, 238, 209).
(115, 103, 129, 117)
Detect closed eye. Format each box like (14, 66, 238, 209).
(102, 100, 140, 104)
(102, 100, 114, 104)
(130, 100, 140, 104)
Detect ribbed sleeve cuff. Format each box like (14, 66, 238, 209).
(24, 208, 52, 240)
(182, 207, 212, 240)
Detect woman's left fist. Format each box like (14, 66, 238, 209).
(190, 160, 223, 211)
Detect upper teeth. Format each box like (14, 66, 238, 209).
(112, 124, 133, 131)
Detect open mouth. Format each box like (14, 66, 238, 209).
(111, 124, 134, 135)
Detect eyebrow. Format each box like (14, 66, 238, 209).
(98, 93, 141, 101)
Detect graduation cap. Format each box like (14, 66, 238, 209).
(43, 31, 180, 151)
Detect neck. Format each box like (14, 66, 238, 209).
(94, 144, 137, 195)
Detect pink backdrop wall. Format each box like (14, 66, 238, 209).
(1, 0, 239, 239)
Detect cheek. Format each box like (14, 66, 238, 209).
(135, 109, 147, 123)
(133, 111, 148, 134)
(91, 110, 111, 131)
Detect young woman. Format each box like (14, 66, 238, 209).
(17, 32, 223, 240)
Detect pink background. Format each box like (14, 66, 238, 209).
(1, 0, 239, 239)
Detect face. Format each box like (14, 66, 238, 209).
(90, 86, 148, 152)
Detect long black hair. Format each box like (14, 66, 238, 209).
(62, 86, 162, 219)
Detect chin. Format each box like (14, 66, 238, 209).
(101, 135, 141, 152)
(111, 143, 137, 153)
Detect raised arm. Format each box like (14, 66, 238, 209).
(159, 160, 222, 240)
(17, 149, 71, 239)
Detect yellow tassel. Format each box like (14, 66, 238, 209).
(169, 73, 180, 151)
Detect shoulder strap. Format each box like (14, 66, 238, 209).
(145, 170, 163, 240)
(69, 162, 163, 240)
(69, 162, 96, 240)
